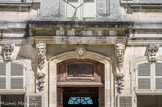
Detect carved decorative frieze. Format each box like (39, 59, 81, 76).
(75, 44, 87, 59)
(36, 43, 46, 91)
(116, 73, 124, 94)
(147, 44, 159, 62)
(115, 44, 125, 94)
(2, 44, 15, 61)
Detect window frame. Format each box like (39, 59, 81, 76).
(0, 60, 25, 92)
(27, 94, 44, 107)
(117, 94, 134, 107)
(65, 0, 96, 20)
(136, 61, 162, 93)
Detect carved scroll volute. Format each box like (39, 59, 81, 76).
(147, 44, 159, 62)
(36, 43, 46, 91)
(75, 44, 87, 59)
(2, 44, 15, 61)
(115, 44, 125, 94)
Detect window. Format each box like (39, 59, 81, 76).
(27, 94, 43, 107)
(136, 61, 162, 92)
(0, 60, 25, 90)
(117, 95, 134, 107)
(66, 0, 96, 20)
(68, 97, 93, 105)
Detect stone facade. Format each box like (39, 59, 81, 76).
(0, 0, 162, 107)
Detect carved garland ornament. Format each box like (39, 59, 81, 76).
(115, 44, 125, 94)
(147, 44, 159, 62)
(116, 73, 124, 94)
(36, 43, 46, 91)
(75, 44, 87, 59)
(2, 44, 15, 61)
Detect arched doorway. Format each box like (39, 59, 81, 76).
(49, 51, 113, 107)
(57, 59, 104, 107)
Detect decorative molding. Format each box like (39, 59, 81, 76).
(36, 43, 46, 91)
(75, 44, 87, 59)
(2, 44, 15, 61)
(147, 44, 159, 62)
(115, 44, 125, 94)
(116, 73, 124, 94)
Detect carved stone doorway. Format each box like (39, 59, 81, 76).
(57, 59, 105, 107)
(49, 51, 113, 107)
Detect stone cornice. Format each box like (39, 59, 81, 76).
(0, 36, 126, 45)
(128, 37, 162, 46)
(34, 36, 127, 45)
(28, 21, 134, 29)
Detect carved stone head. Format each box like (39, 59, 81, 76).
(115, 44, 125, 58)
(36, 43, 46, 57)
(147, 44, 159, 62)
(3, 44, 15, 61)
(115, 44, 125, 71)
(75, 44, 86, 59)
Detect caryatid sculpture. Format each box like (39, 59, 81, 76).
(115, 44, 125, 94)
(2, 44, 15, 61)
(36, 43, 46, 91)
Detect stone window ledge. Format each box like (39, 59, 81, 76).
(121, 0, 162, 8)
(0, 0, 40, 7)
(129, 3, 162, 8)
(0, 3, 32, 7)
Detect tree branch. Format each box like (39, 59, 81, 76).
(63, 0, 89, 18)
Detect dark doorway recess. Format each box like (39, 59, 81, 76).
(61, 87, 99, 107)
(137, 95, 162, 107)
(1, 95, 24, 107)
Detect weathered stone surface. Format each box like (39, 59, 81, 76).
(0, 0, 162, 107)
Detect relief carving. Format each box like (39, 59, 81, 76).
(75, 44, 87, 59)
(115, 44, 125, 72)
(115, 44, 125, 94)
(2, 44, 15, 61)
(147, 44, 159, 62)
(36, 43, 46, 91)
(116, 73, 124, 94)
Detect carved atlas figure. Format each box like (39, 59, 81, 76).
(36, 43, 46, 91)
